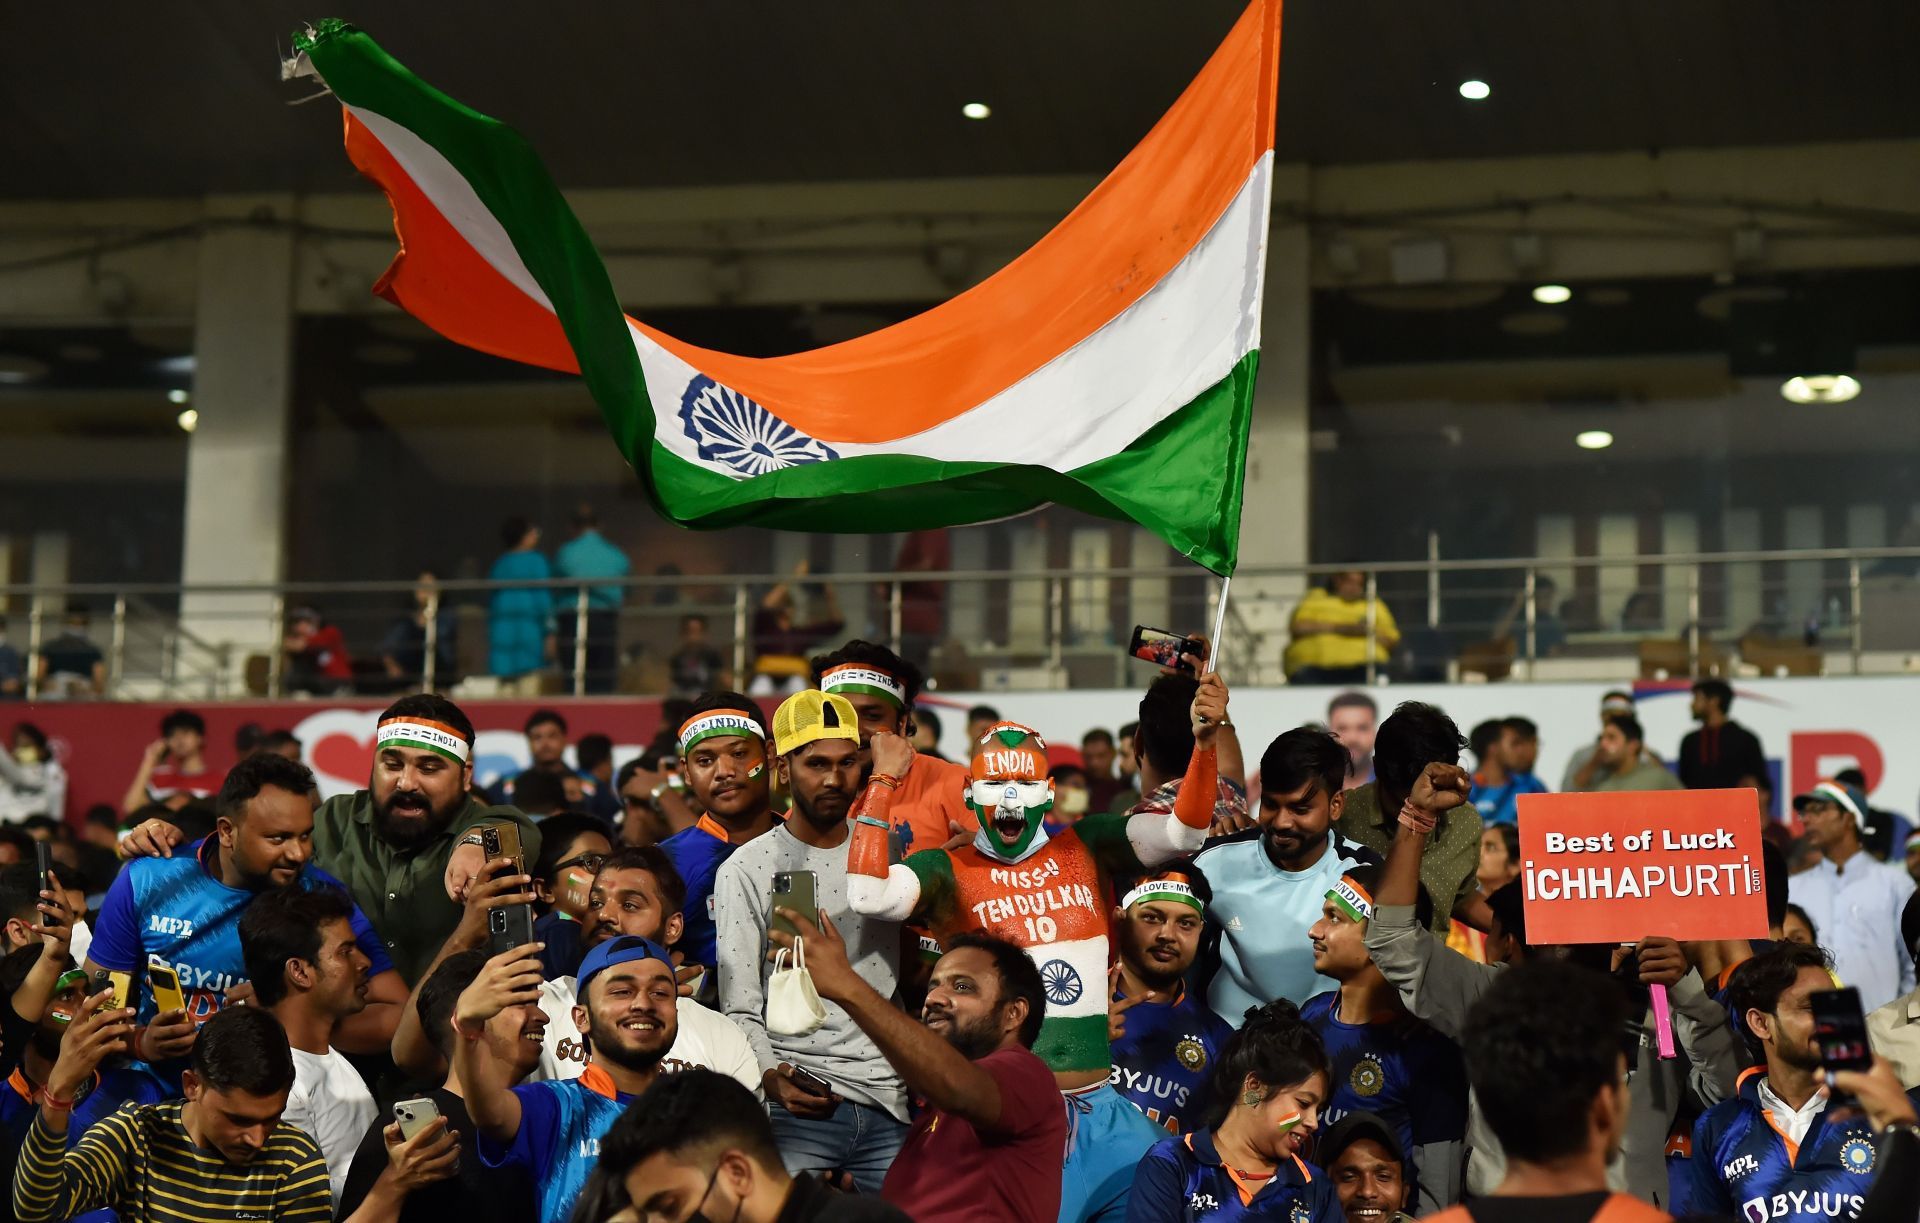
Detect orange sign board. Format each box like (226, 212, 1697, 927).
(1513, 789, 1770, 946)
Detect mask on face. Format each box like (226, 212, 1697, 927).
(965, 722, 1055, 861)
(13, 746, 40, 765)
(1059, 788, 1090, 815)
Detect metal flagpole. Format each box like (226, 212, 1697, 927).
(1203, 574, 1232, 677)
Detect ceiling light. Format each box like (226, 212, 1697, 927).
(1780, 374, 1861, 405)
(167, 388, 190, 405)
(961, 102, 991, 120)
(1532, 284, 1572, 305)
(1458, 79, 1490, 101)
(1576, 430, 1613, 450)
(175, 407, 198, 433)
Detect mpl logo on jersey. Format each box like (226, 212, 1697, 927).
(1740, 1191, 1864, 1221)
(1722, 1153, 1760, 1181)
(147, 914, 194, 938)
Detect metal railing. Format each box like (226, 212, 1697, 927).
(3, 545, 1918, 701)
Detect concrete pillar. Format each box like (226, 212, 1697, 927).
(1230, 169, 1312, 684)
(178, 197, 298, 689)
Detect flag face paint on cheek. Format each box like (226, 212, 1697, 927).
(747, 763, 764, 780)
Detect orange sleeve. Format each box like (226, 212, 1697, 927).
(1173, 744, 1218, 830)
(847, 783, 897, 879)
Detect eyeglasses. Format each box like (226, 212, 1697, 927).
(554, 852, 606, 875)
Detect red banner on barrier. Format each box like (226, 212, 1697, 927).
(1515, 789, 1770, 945)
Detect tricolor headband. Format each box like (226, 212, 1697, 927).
(819, 664, 906, 709)
(679, 711, 765, 756)
(1328, 877, 1374, 922)
(1121, 877, 1204, 915)
(376, 717, 471, 763)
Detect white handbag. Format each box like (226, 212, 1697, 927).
(766, 936, 829, 1037)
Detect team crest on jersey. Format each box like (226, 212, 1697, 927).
(1349, 1055, 1385, 1098)
(1840, 1135, 1876, 1174)
(1040, 959, 1083, 1006)
(1174, 1037, 1208, 1071)
(1289, 1202, 1311, 1223)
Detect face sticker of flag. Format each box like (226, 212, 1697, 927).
(290, 0, 1281, 575)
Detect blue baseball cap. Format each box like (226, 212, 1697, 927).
(576, 935, 675, 997)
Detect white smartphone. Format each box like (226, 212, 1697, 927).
(393, 1097, 442, 1142)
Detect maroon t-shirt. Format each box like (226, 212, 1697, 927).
(881, 1045, 1065, 1223)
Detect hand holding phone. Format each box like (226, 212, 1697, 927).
(147, 962, 187, 1016)
(394, 1097, 443, 1142)
(482, 825, 537, 955)
(1128, 625, 1204, 676)
(34, 842, 54, 902)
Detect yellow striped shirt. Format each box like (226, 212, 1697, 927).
(12, 1100, 332, 1223)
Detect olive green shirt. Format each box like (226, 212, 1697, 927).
(1334, 782, 1481, 934)
(312, 790, 541, 983)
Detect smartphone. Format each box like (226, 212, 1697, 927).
(1810, 987, 1872, 1074)
(34, 841, 53, 900)
(393, 1097, 442, 1142)
(1128, 625, 1203, 675)
(788, 1066, 833, 1097)
(770, 871, 818, 938)
(91, 969, 133, 1012)
(481, 824, 526, 873)
(482, 824, 537, 955)
(147, 961, 187, 1016)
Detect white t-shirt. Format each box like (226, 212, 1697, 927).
(282, 1046, 377, 1208)
(534, 976, 761, 1095)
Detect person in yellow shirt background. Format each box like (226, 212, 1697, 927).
(1284, 570, 1399, 684)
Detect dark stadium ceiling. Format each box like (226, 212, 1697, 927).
(3, 2, 1919, 200)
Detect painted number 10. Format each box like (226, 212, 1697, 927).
(1021, 915, 1058, 942)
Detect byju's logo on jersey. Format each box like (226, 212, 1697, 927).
(148, 914, 194, 938)
(1742, 1192, 1865, 1221)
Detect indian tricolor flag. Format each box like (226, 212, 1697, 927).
(292, 0, 1280, 575)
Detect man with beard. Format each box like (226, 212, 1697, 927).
(1194, 727, 1374, 1022)
(239, 887, 377, 1208)
(844, 678, 1226, 1223)
(125, 696, 542, 989)
(532, 846, 758, 1092)
(658, 692, 777, 980)
(714, 691, 909, 1192)
(87, 753, 408, 1066)
(458, 935, 679, 1223)
(1106, 866, 1233, 1134)
(768, 916, 1066, 1223)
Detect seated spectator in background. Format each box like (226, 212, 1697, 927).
(717, 691, 907, 1192)
(1585, 714, 1681, 793)
(339, 949, 538, 1223)
(613, 754, 679, 848)
(1488, 574, 1568, 659)
(15, 1003, 458, 1223)
(1686, 943, 1882, 1218)
(1082, 728, 1125, 813)
(93, 753, 408, 1061)
(504, 769, 568, 818)
(487, 709, 575, 806)
(121, 708, 218, 815)
(1790, 778, 1915, 1011)
(889, 526, 950, 666)
(0, 724, 66, 825)
(1285, 570, 1398, 685)
(583, 1070, 910, 1223)
(487, 516, 554, 694)
(0, 827, 29, 868)
(240, 887, 377, 1208)
(1780, 903, 1818, 946)
(667, 613, 727, 699)
(1336, 703, 1487, 935)
(0, 628, 20, 699)
(526, 812, 614, 980)
(1839, 765, 1913, 864)
(1046, 764, 1092, 834)
(1477, 824, 1519, 897)
(552, 503, 629, 696)
(34, 610, 105, 701)
(909, 706, 947, 761)
(1678, 679, 1769, 803)
(1320, 1111, 1417, 1223)
(1441, 961, 1651, 1223)
(1562, 690, 1637, 791)
(659, 693, 777, 979)
(573, 733, 621, 822)
(1127, 1000, 1340, 1222)
(1466, 718, 1548, 828)
(1110, 719, 1142, 813)
(381, 570, 460, 689)
(257, 730, 302, 762)
(767, 918, 1067, 1223)
(1303, 865, 1468, 1212)
(458, 937, 678, 1222)
(1197, 728, 1372, 1025)
(79, 805, 120, 856)
(964, 704, 1000, 745)
(1107, 868, 1234, 1133)
(749, 563, 843, 696)
(282, 607, 353, 697)
(1328, 691, 1378, 792)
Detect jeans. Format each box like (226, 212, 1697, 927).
(767, 1099, 908, 1195)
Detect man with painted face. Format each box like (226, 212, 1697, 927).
(658, 692, 777, 979)
(810, 640, 970, 856)
(716, 691, 909, 1192)
(845, 674, 1229, 1223)
(458, 935, 680, 1223)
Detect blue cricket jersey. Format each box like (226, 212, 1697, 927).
(478, 1066, 636, 1223)
(1299, 991, 1469, 1189)
(659, 815, 738, 970)
(1682, 1070, 1880, 1220)
(1126, 1129, 1341, 1222)
(88, 837, 395, 1026)
(1109, 984, 1235, 1133)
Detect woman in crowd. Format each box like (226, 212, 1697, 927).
(0, 723, 67, 825)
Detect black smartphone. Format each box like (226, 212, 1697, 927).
(34, 841, 53, 901)
(1127, 625, 1203, 675)
(1810, 987, 1872, 1073)
(770, 871, 818, 938)
(788, 1065, 833, 1097)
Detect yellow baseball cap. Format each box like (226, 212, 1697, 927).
(772, 690, 862, 757)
